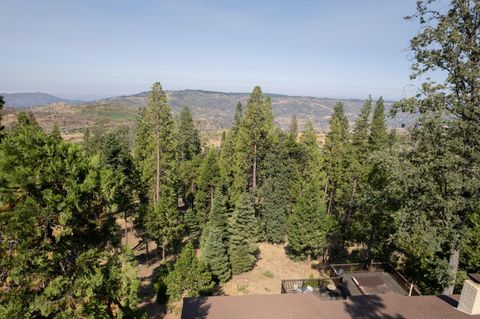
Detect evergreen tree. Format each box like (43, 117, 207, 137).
(352, 150, 398, 262)
(394, 0, 480, 294)
(184, 208, 201, 242)
(284, 119, 304, 208)
(258, 129, 292, 243)
(148, 185, 183, 261)
(369, 97, 388, 151)
(219, 102, 242, 197)
(387, 128, 397, 151)
(233, 101, 243, 129)
(153, 261, 171, 304)
(101, 127, 140, 245)
(180, 154, 201, 209)
(323, 102, 353, 216)
(228, 193, 258, 275)
(145, 82, 178, 208)
(201, 190, 231, 282)
(178, 106, 201, 161)
(195, 148, 222, 227)
(0, 117, 141, 318)
(351, 96, 393, 261)
(287, 178, 336, 260)
(234, 87, 273, 196)
(0, 95, 5, 139)
(259, 177, 288, 243)
(82, 126, 106, 156)
(50, 122, 62, 140)
(462, 213, 480, 275)
(288, 114, 298, 139)
(352, 96, 372, 157)
(133, 82, 181, 261)
(389, 113, 471, 294)
(299, 121, 322, 179)
(165, 242, 214, 301)
(323, 103, 355, 250)
(15, 111, 39, 128)
(132, 107, 152, 255)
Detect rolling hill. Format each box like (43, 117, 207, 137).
(1, 90, 414, 142)
(2, 92, 83, 108)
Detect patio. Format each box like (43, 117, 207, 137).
(280, 262, 420, 299)
(329, 262, 421, 297)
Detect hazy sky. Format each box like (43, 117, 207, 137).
(1, 0, 423, 100)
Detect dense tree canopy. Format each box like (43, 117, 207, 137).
(394, 0, 480, 295)
(0, 116, 141, 318)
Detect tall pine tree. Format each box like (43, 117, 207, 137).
(258, 129, 292, 243)
(234, 87, 273, 197)
(195, 148, 222, 228)
(134, 82, 181, 261)
(369, 97, 388, 151)
(323, 103, 355, 250)
(228, 193, 258, 275)
(287, 178, 336, 261)
(178, 106, 201, 161)
(219, 102, 243, 193)
(352, 96, 372, 158)
(323, 102, 353, 216)
(201, 190, 231, 282)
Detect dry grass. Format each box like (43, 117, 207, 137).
(221, 243, 325, 296)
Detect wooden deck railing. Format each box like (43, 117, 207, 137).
(280, 278, 329, 294)
(329, 262, 421, 296)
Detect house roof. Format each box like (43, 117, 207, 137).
(181, 293, 480, 319)
(469, 273, 480, 283)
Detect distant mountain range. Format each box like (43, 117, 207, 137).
(2, 92, 84, 107)
(1, 90, 415, 142)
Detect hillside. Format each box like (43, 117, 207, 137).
(1, 92, 83, 108)
(1, 90, 414, 142)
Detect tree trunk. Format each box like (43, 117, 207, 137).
(342, 178, 357, 250)
(155, 139, 160, 206)
(210, 186, 214, 212)
(124, 211, 128, 246)
(327, 190, 334, 215)
(252, 143, 257, 190)
(145, 239, 149, 263)
(191, 182, 195, 208)
(367, 221, 376, 262)
(344, 178, 357, 238)
(442, 248, 460, 295)
(162, 241, 166, 261)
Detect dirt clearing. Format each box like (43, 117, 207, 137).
(221, 242, 325, 296)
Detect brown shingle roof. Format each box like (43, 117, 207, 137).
(181, 293, 480, 319)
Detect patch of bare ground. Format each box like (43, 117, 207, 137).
(221, 242, 326, 296)
(118, 218, 167, 318)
